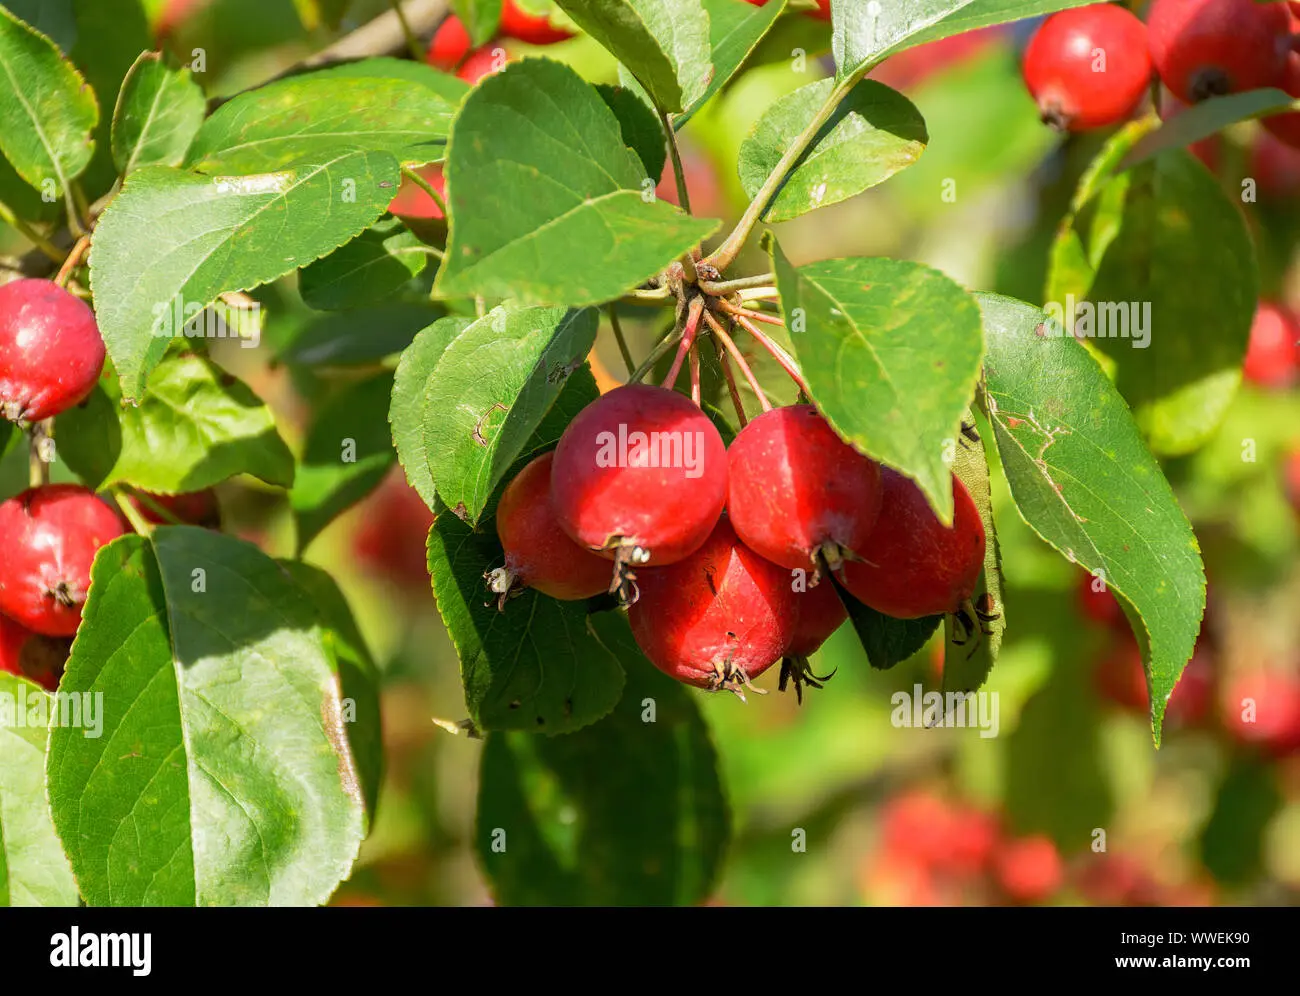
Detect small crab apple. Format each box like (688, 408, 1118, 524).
(1094, 637, 1214, 727)
(628, 517, 798, 697)
(487, 451, 614, 607)
(1148, 0, 1292, 103)
(1222, 668, 1300, 756)
(1242, 301, 1300, 389)
(388, 163, 446, 221)
(1022, 4, 1153, 131)
(457, 45, 510, 84)
(0, 485, 125, 637)
(130, 489, 221, 529)
(426, 15, 472, 71)
(1077, 571, 1126, 629)
(0, 613, 72, 691)
(550, 383, 728, 575)
(353, 470, 436, 588)
(499, 0, 572, 45)
(779, 577, 848, 702)
(727, 405, 883, 574)
(1252, 130, 1300, 196)
(0, 279, 106, 423)
(842, 470, 986, 619)
(995, 835, 1064, 904)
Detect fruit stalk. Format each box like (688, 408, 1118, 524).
(726, 306, 812, 397)
(702, 308, 771, 412)
(661, 296, 704, 390)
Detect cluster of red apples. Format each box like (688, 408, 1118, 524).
(1022, 0, 1300, 137)
(0, 279, 219, 691)
(490, 383, 986, 699)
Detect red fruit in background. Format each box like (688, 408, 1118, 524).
(655, 142, 726, 218)
(550, 384, 728, 569)
(156, 0, 210, 39)
(0, 279, 106, 422)
(995, 835, 1064, 903)
(488, 452, 614, 605)
(1022, 5, 1152, 131)
(880, 791, 958, 869)
(388, 163, 446, 220)
(1095, 639, 1214, 726)
(808, 0, 831, 21)
(427, 15, 472, 71)
(1074, 853, 1161, 906)
(628, 517, 797, 696)
(0, 613, 71, 691)
(353, 471, 436, 588)
(1077, 572, 1126, 629)
(1285, 448, 1300, 515)
(1222, 669, 1300, 755)
(872, 27, 1002, 92)
(943, 806, 1001, 878)
(841, 470, 986, 619)
(1148, 0, 1291, 103)
(499, 0, 572, 45)
(132, 489, 221, 529)
(1252, 130, 1300, 196)
(1157, 90, 1221, 170)
(1242, 301, 1299, 389)
(1263, 49, 1300, 148)
(0, 485, 125, 637)
(727, 405, 882, 572)
(457, 45, 509, 84)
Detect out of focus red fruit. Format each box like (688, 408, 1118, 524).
(426, 15, 472, 71)
(1222, 669, 1300, 756)
(388, 163, 446, 221)
(132, 489, 221, 528)
(1252, 130, 1300, 197)
(353, 471, 436, 588)
(0, 613, 70, 691)
(1243, 302, 1300, 389)
(1094, 638, 1214, 727)
(655, 142, 726, 218)
(1077, 573, 1125, 629)
(872, 28, 1001, 92)
(457, 45, 510, 85)
(995, 835, 1064, 903)
(499, 0, 572, 45)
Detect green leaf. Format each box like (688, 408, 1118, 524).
(110, 51, 206, 175)
(0, 4, 97, 196)
(67, 0, 151, 196)
(57, 352, 295, 492)
(89, 153, 400, 400)
(1054, 146, 1257, 456)
(279, 302, 444, 367)
(0, 673, 79, 907)
(768, 236, 984, 523)
(310, 57, 471, 108)
(436, 60, 717, 306)
(426, 305, 597, 524)
(427, 508, 625, 734)
(942, 411, 1005, 693)
(596, 82, 667, 184)
(451, 0, 503, 44)
(299, 219, 432, 311)
(477, 612, 728, 905)
(978, 292, 1206, 744)
(739, 77, 926, 222)
(184, 73, 458, 174)
(553, 0, 711, 114)
(291, 371, 398, 553)
(1119, 89, 1295, 172)
(827, 571, 942, 669)
(832, 0, 1096, 80)
(683, 0, 787, 124)
(277, 561, 385, 828)
(390, 316, 473, 510)
(47, 530, 366, 906)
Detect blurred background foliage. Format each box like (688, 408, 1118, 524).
(2, 0, 1298, 906)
